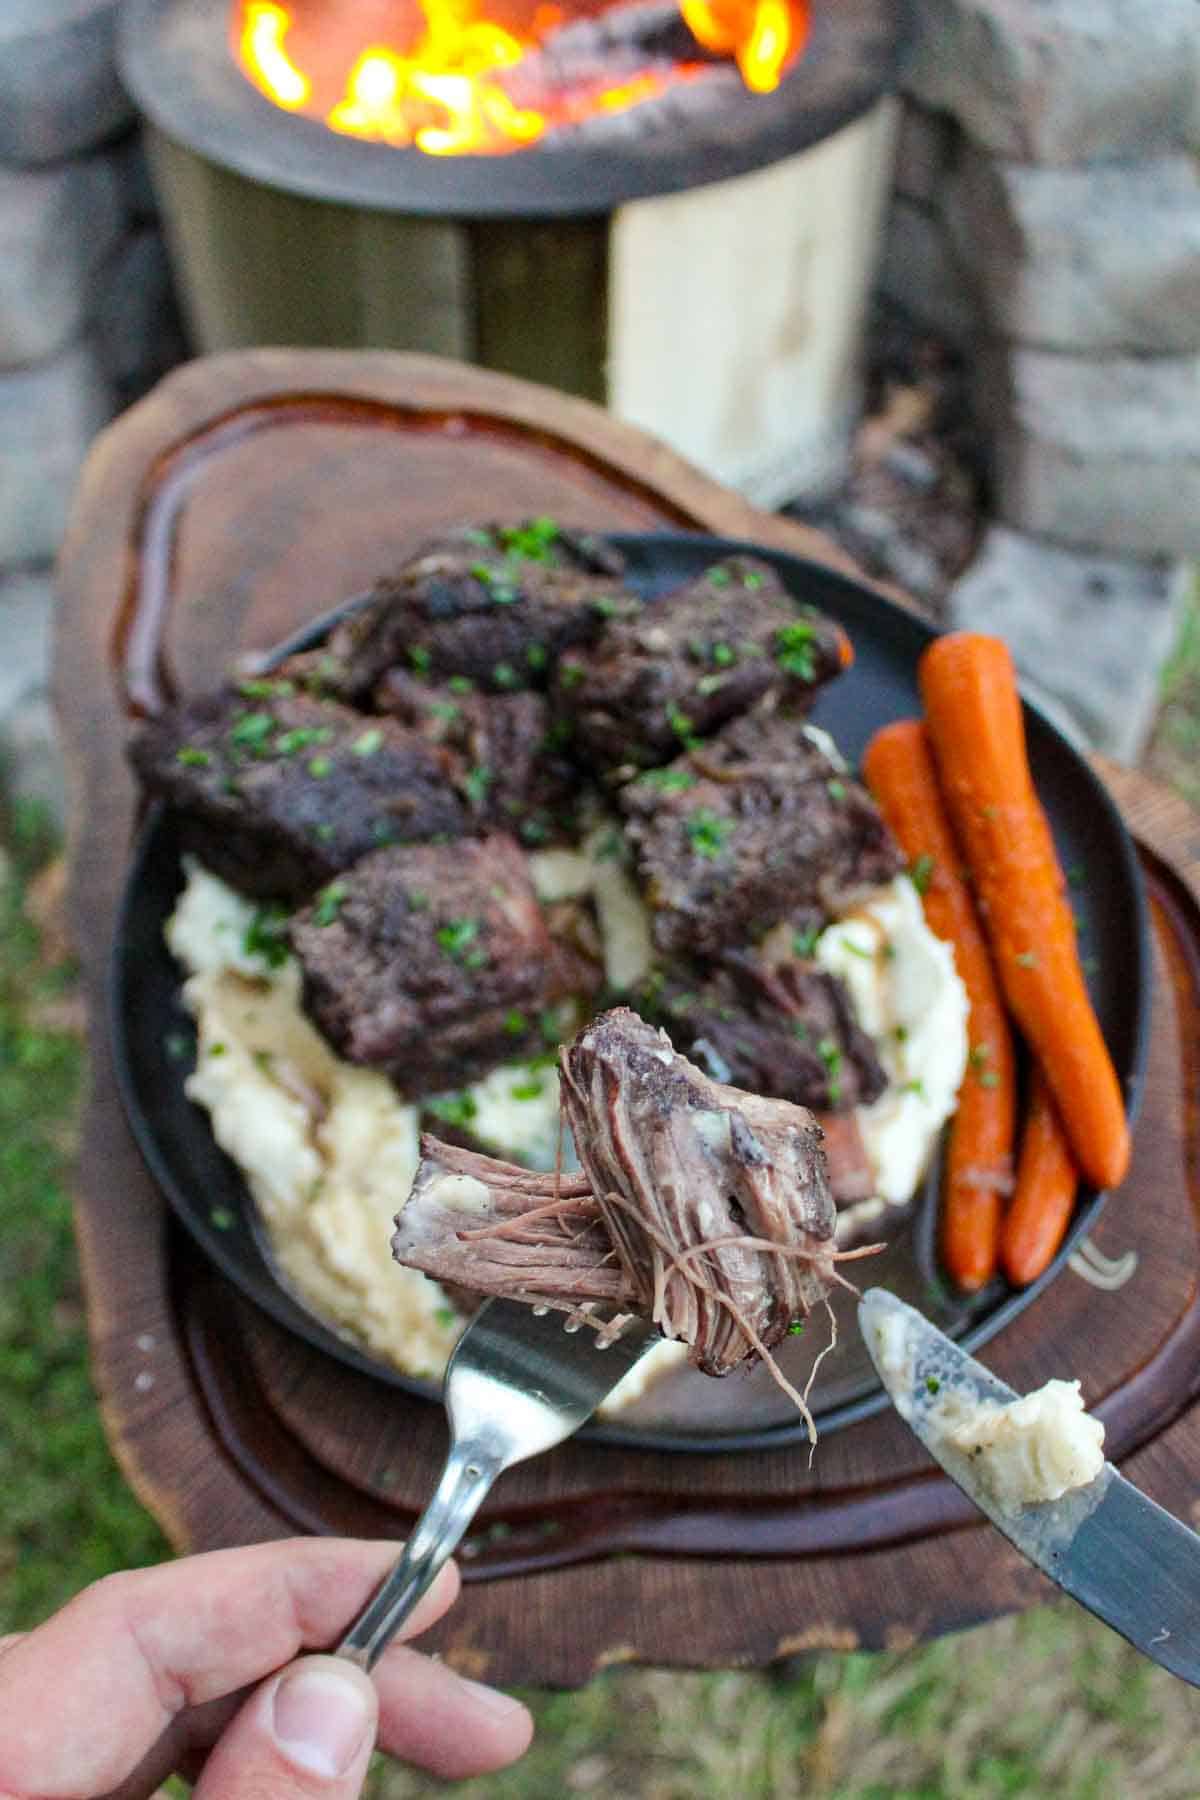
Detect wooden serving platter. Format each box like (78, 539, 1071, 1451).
(56, 349, 1200, 1687)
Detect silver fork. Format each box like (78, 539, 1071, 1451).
(336, 1298, 660, 1670)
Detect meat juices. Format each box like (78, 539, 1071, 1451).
(129, 686, 466, 902)
(554, 555, 849, 769)
(392, 1008, 840, 1381)
(288, 835, 590, 1097)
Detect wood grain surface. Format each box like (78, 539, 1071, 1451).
(54, 349, 1200, 1685)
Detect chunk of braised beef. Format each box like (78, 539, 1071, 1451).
(320, 521, 635, 700)
(288, 835, 585, 1097)
(553, 556, 849, 768)
(372, 670, 580, 846)
(618, 711, 903, 957)
(128, 685, 466, 902)
(634, 956, 887, 1115)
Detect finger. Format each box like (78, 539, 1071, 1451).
(191, 1655, 377, 1800)
(373, 1644, 533, 1779)
(0, 1540, 457, 1798)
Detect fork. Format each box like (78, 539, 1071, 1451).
(336, 1298, 660, 1671)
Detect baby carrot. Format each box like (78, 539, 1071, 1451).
(863, 719, 1016, 1291)
(919, 632, 1130, 1192)
(1001, 1068, 1079, 1287)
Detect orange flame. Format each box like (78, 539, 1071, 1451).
(235, 0, 808, 155)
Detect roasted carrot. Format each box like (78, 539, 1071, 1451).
(1001, 1068, 1079, 1287)
(862, 718, 1016, 1290)
(919, 632, 1130, 1192)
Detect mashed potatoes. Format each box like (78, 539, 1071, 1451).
(166, 853, 968, 1407)
(168, 860, 687, 1411)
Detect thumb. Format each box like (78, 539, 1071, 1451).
(192, 1654, 378, 1800)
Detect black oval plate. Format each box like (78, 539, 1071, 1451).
(111, 532, 1152, 1453)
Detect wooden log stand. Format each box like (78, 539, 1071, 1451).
(56, 349, 1200, 1688)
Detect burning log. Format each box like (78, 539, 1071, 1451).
(392, 1008, 876, 1431)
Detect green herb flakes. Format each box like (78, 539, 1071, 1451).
(787, 1319, 806, 1336)
(492, 662, 519, 690)
(209, 1207, 235, 1232)
(686, 808, 732, 859)
(705, 565, 732, 588)
(925, 1375, 941, 1396)
(503, 1009, 528, 1036)
(175, 746, 212, 768)
(408, 645, 432, 675)
(827, 779, 846, 802)
(244, 904, 291, 969)
(559, 662, 585, 689)
(774, 621, 816, 680)
(448, 674, 475, 694)
(312, 881, 347, 927)
(237, 677, 294, 700)
(275, 725, 334, 756)
(229, 710, 273, 749)
(792, 925, 821, 959)
(352, 727, 384, 757)
(307, 756, 332, 778)
(427, 1091, 478, 1128)
(464, 765, 493, 807)
(638, 766, 696, 793)
(1015, 949, 1039, 968)
(526, 642, 549, 671)
(509, 1078, 545, 1102)
(910, 853, 935, 896)
(436, 917, 480, 959)
(207, 1041, 226, 1057)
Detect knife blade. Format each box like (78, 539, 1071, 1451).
(859, 1287, 1200, 1687)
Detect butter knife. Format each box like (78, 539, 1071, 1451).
(859, 1287, 1200, 1687)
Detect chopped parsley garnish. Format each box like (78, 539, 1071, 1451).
(793, 925, 821, 959)
(448, 675, 475, 694)
(352, 727, 384, 757)
(686, 808, 732, 859)
(1015, 949, 1039, 968)
(696, 674, 727, 696)
(910, 853, 935, 896)
(509, 1078, 545, 1101)
(464, 765, 493, 807)
(426, 701, 461, 724)
(274, 725, 333, 756)
(841, 938, 874, 960)
(407, 889, 429, 911)
(307, 756, 332, 778)
(164, 1030, 191, 1062)
(253, 1049, 273, 1072)
(503, 1009, 528, 1036)
(742, 570, 765, 590)
(978, 1069, 1000, 1089)
(492, 662, 520, 690)
(925, 1376, 941, 1396)
(593, 828, 623, 862)
(176, 746, 212, 767)
(427, 1091, 478, 1128)
(312, 822, 335, 842)
(244, 904, 291, 968)
(827, 779, 846, 802)
(667, 706, 698, 748)
(541, 719, 572, 752)
(526, 642, 549, 671)
(775, 621, 816, 680)
(209, 1207, 235, 1232)
(705, 565, 732, 587)
(435, 1306, 457, 1328)
(787, 1319, 806, 1336)
(237, 677, 294, 700)
(969, 1043, 992, 1068)
(559, 662, 585, 689)
(518, 816, 551, 846)
(791, 1020, 809, 1042)
(539, 1008, 565, 1044)
(638, 766, 696, 792)
(894, 1024, 908, 1043)
(498, 516, 560, 560)
(408, 645, 432, 675)
(207, 1041, 226, 1057)
(817, 1037, 843, 1103)
(436, 917, 481, 960)
(902, 1078, 927, 1099)
(312, 881, 347, 927)
(230, 710, 274, 749)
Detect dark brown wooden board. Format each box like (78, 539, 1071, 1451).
(56, 349, 1200, 1687)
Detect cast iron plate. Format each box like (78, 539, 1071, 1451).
(111, 532, 1151, 1452)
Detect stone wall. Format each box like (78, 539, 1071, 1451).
(0, 1, 189, 818)
(876, 0, 1198, 757)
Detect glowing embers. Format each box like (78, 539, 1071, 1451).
(233, 0, 808, 155)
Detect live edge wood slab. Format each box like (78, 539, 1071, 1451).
(56, 349, 1200, 1687)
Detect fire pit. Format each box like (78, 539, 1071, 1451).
(119, 0, 910, 498)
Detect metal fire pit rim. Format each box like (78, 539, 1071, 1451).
(118, 0, 913, 219)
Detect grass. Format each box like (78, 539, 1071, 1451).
(4, 579, 1200, 1800)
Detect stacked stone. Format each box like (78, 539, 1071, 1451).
(0, 1, 189, 820)
(878, 0, 1198, 759)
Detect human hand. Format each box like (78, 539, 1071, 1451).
(0, 1537, 532, 1799)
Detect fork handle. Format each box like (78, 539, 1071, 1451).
(336, 1443, 502, 1672)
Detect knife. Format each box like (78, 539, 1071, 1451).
(859, 1287, 1200, 1686)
